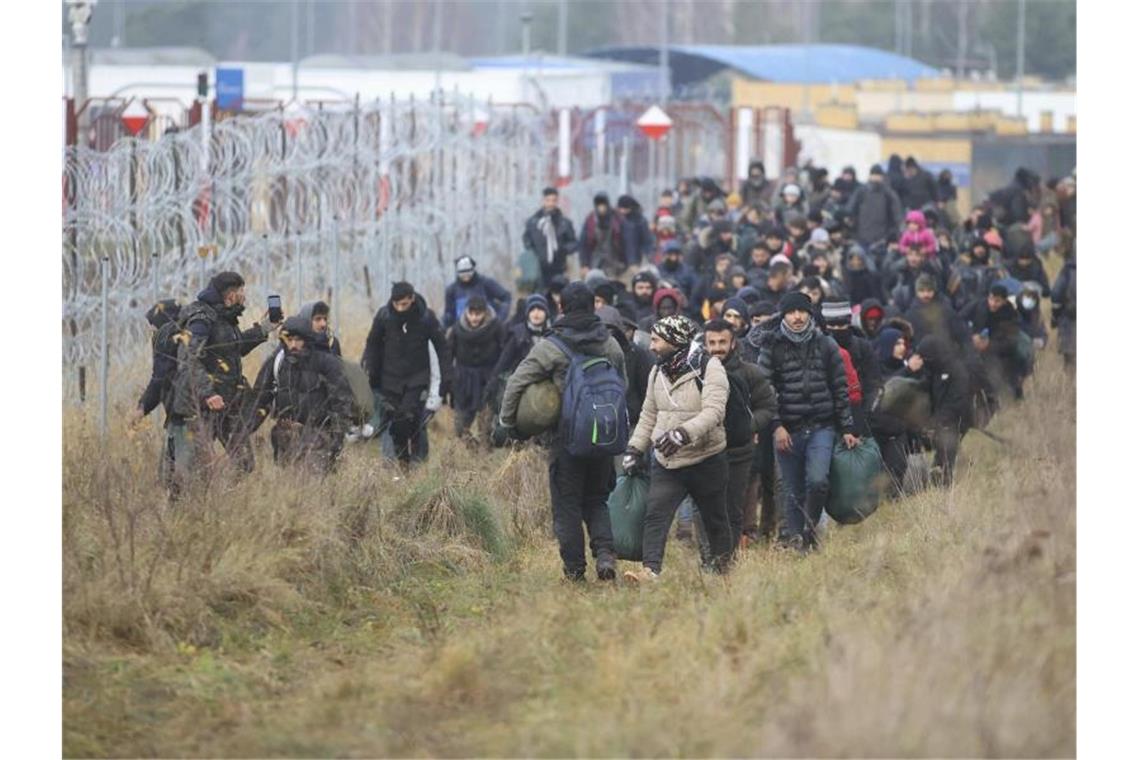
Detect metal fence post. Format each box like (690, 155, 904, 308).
(100, 254, 110, 438)
(332, 213, 341, 337)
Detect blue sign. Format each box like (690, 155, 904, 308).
(215, 67, 244, 112)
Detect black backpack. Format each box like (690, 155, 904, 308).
(695, 354, 754, 448)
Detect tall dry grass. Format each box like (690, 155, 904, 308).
(63, 344, 1074, 758)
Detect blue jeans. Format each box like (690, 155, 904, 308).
(776, 425, 835, 544)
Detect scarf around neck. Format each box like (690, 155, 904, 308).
(780, 316, 816, 344)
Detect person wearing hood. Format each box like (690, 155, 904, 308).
(905, 335, 973, 485)
(886, 154, 907, 196)
(638, 286, 685, 333)
(857, 298, 888, 338)
(495, 283, 626, 583)
(831, 166, 861, 206)
(580, 192, 627, 280)
(597, 305, 654, 428)
(130, 298, 184, 488)
(1016, 282, 1048, 350)
(740, 159, 775, 211)
(132, 298, 183, 428)
(362, 282, 452, 465)
(295, 300, 342, 356)
(656, 240, 697, 302)
(989, 167, 1039, 227)
(969, 283, 1028, 400)
(447, 296, 506, 444)
(544, 274, 568, 317)
(866, 326, 913, 494)
(822, 300, 882, 437)
(703, 318, 778, 551)
(773, 183, 808, 227)
(899, 156, 939, 211)
(622, 315, 733, 583)
(756, 292, 858, 552)
(252, 316, 355, 474)
(843, 246, 885, 305)
(617, 194, 654, 270)
(898, 209, 938, 259)
(951, 235, 1006, 312)
(1008, 249, 1050, 293)
(630, 270, 659, 323)
(848, 164, 904, 249)
(169, 272, 279, 486)
(523, 186, 578, 289)
(936, 168, 960, 228)
(443, 255, 511, 330)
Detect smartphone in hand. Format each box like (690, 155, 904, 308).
(268, 294, 283, 323)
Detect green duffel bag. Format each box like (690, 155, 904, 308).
(340, 357, 374, 424)
(874, 376, 931, 431)
(826, 437, 884, 525)
(515, 379, 561, 437)
(607, 472, 649, 561)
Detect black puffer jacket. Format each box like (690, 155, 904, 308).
(172, 286, 268, 417)
(756, 324, 856, 434)
(362, 293, 452, 393)
(254, 340, 355, 433)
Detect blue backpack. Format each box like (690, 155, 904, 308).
(549, 336, 629, 457)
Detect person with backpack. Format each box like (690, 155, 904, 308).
(362, 282, 452, 466)
(904, 335, 973, 486)
(702, 319, 778, 551)
(494, 282, 628, 583)
(251, 316, 356, 474)
(621, 315, 734, 582)
(756, 292, 858, 552)
(295, 301, 342, 356)
(169, 272, 279, 488)
(129, 298, 183, 488)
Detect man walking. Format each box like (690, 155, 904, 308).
(523, 186, 578, 289)
(495, 283, 626, 582)
(757, 292, 858, 552)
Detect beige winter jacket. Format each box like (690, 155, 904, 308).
(629, 355, 728, 470)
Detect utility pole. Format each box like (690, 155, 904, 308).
(557, 0, 568, 57)
(658, 0, 671, 101)
(66, 1, 97, 132)
(291, 0, 299, 100)
(1015, 0, 1026, 117)
(956, 0, 968, 79)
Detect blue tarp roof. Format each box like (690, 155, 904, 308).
(586, 44, 940, 87)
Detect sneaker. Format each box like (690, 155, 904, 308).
(597, 565, 616, 582)
(623, 567, 659, 584)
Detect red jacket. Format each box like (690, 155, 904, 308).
(838, 346, 862, 405)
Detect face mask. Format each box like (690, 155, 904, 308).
(1020, 297, 1038, 311)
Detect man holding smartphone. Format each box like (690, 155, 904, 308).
(169, 271, 281, 492)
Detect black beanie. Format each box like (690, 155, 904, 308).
(593, 282, 617, 305)
(390, 281, 415, 301)
(778, 291, 813, 317)
(561, 282, 594, 315)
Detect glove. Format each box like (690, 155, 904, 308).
(654, 427, 690, 457)
(491, 421, 517, 448)
(622, 448, 644, 475)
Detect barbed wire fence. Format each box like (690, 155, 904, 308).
(62, 93, 719, 432)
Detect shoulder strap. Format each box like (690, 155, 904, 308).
(273, 350, 285, 383)
(547, 334, 572, 359)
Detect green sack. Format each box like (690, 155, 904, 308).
(826, 437, 883, 525)
(875, 376, 931, 431)
(516, 379, 561, 437)
(515, 249, 541, 292)
(607, 472, 649, 561)
(340, 357, 374, 424)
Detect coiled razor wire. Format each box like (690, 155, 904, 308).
(63, 94, 674, 411)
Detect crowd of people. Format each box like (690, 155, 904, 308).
(132, 155, 1077, 584)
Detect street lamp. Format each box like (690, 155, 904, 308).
(67, 0, 98, 129)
